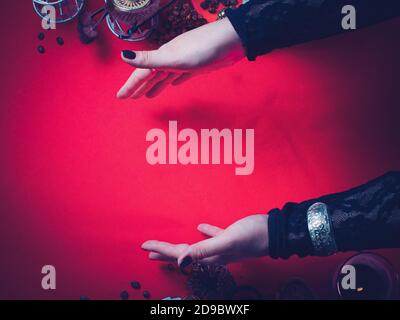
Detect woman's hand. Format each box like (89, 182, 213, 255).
(141, 214, 269, 271)
(117, 18, 245, 99)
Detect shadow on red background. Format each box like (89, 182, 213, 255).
(0, 1, 399, 299)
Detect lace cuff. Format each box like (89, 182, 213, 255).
(226, 0, 400, 61)
(268, 172, 400, 259)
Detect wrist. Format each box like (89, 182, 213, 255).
(212, 18, 246, 62)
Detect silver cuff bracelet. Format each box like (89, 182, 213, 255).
(306, 202, 338, 256)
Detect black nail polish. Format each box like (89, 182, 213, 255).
(122, 50, 136, 60)
(180, 256, 193, 273)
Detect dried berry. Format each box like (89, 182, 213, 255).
(130, 281, 141, 289)
(149, 0, 207, 45)
(143, 290, 151, 299)
(56, 36, 64, 46)
(200, 1, 209, 9)
(199, 0, 237, 13)
(167, 263, 175, 271)
(37, 45, 45, 54)
(120, 290, 129, 300)
(38, 32, 45, 41)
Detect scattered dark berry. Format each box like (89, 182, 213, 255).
(56, 36, 64, 46)
(120, 290, 129, 300)
(143, 290, 151, 299)
(200, 1, 209, 9)
(130, 281, 141, 289)
(208, 7, 217, 14)
(167, 263, 175, 271)
(37, 45, 45, 54)
(38, 32, 45, 41)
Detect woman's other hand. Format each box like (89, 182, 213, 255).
(117, 18, 245, 99)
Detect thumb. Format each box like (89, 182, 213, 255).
(121, 50, 170, 69)
(178, 235, 234, 271)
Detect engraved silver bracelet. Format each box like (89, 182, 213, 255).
(306, 202, 338, 256)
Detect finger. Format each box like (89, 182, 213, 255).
(171, 73, 192, 86)
(148, 252, 176, 262)
(117, 68, 154, 99)
(121, 50, 172, 70)
(177, 235, 234, 268)
(146, 72, 178, 98)
(197, 223, 224, 237)
(142, 240, 188, 259)
(131, 71, 169, 99)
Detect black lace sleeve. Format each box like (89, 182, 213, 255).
(225, 0, 400, 61)
(268, 171, 400, 259)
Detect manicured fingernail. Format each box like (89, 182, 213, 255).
(122, 50, 136, 60)
(179, 256, 193, 274)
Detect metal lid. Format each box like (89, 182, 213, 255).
(112, 0, 151, 11)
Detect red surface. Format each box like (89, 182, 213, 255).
(1, 1, 400, 299)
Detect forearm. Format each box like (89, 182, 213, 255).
(268, 171, 400, 259)
(226, 0, 400, 61)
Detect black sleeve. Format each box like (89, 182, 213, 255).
(225, 0, 400, 61)
(268, 171, 400, 259)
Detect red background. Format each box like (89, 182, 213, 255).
(0, 1, 400, 299)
